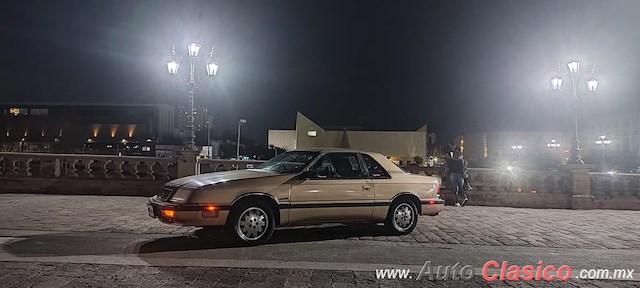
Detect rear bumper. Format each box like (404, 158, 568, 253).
(147, 196, 230, 227)
(421, 199, 445, 216)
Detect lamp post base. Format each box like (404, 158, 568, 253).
(177, 150, 201, 177)
(563, 164, 596, 209)
(567, 156, 584, 165)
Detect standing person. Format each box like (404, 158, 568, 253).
(445, 148, 468, 207)
(462, 157, 474, 191)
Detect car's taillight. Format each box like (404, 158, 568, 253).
(435, 183, 441, 197)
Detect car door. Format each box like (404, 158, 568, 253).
(289, 152, 374, 224)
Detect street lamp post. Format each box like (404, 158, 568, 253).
(207, 115, 212, 159)
(236, 119, 247, 159)
(166, 43, 219, 151)
(595, 135, 612, 171)
(550, 60, 599, 164)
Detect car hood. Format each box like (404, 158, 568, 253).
(166, 169, 285, 190)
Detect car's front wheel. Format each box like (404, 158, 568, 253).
(384, 199, 418, 235)
(228, 200, 275, 245)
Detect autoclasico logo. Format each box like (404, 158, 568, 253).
(414, 260, 573, 281)
(376, 261, 634, 281)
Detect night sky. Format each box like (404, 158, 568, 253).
(2, 0, 640, 143)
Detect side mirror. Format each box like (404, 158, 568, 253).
(297, 170, 316, 180)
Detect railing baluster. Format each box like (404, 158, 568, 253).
(137, 161, 151, 179)
(112, 160, 125, 179)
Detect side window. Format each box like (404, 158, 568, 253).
(361, 154, 391, 179)
(308, 153, 366, 179)
(308, 155, 337, 179)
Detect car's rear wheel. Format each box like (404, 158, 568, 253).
(384, 199, 418, 235)
(228, 200, 274, 245)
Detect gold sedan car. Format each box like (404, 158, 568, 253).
(148, 149, 444, 245)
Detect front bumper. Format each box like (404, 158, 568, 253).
(147, 196, 230, 227)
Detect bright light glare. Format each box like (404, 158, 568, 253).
(188, 43, 201, 57)
(568, 61, 580, 73)
(596, 136, 612, 145)
(206, 62, 219, 76)
(587, 79, 599, 92)
(507, 166, 513, 171)
(547, 139, 560, 148)
(166, 61, 179, 75)
(551, 77, 563, 90)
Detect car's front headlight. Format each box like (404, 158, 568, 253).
(170, 188, 192, 204)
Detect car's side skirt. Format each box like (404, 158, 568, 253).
(277, 199, 444, 209)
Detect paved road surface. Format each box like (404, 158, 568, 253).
(0, 194, 638, 287)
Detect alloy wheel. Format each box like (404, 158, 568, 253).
(236, 207, 268, 241)
(392, 203, 414, 232)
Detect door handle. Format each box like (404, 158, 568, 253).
(362, 185, 371, 191)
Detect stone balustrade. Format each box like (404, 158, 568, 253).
(0, 152, 263, 197)
(405, 165, 571, 194)
(466, 168, 572, 194)
(402, 165, 639, 210)
(0, 152, 179, 196)
(589, 172, 640, 210)
(590, 172, 640, 197)
(0, 152, 178, 180)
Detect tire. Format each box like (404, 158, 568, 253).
(227, 199, 275, 245)
(384, 199, 418, 235)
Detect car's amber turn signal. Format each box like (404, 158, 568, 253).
(161, 209, 175, 218)
(202, 205, 219, 218)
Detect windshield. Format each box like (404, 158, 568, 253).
(257, 151, 320, 174)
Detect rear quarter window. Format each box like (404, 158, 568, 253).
(360, 154, 391, 179)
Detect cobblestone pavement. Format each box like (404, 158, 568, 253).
(1, 262, 637, 288)
(1, 194, 639, 249)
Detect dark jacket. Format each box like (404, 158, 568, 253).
(445, 157, 465, 174)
